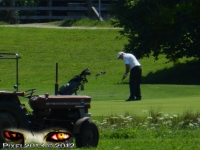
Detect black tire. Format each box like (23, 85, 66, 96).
(0, 102, 29, 129)
(0, 102, 30, 144)
(75, 120, 99, 148)
(0, 112, 18, 129)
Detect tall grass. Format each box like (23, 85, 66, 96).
(93, 110, 200, 150)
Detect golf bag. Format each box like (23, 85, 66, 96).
(58, 68, 91, 95)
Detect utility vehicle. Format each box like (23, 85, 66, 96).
(0, 53, 99, 148)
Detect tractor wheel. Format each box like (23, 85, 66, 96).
(75, 120, 99, 148)
(0, 102, 29, 133)
(0, 102, 29, 129)
(0, 102, 30, 144)
(0, 112, 18, 129)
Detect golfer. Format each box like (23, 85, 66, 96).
(117, 52, 142, 101)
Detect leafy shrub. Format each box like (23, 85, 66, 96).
(94, 110, 200, 139)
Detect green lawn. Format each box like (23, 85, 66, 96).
(1, 25, 200, 150)
(1, 26, 200, 115)
(20, 84, 200, 117)
(97, 138, 200, 150)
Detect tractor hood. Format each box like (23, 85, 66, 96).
(29, 94, 91, 110)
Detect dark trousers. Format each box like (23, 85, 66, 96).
(129, 66, 142, 99)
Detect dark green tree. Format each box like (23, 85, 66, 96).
(0, 0, 9, 20)
(0, 0, 39, 23)
(111, 0, 200, 62)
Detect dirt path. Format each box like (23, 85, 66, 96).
(0, 23, 121, 30)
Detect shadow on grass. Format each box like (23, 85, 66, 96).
(142, 60, 200, 85)
(59, 19, 77, 27)
(59, 18, 112, 27)
(0, 21, 9, 25)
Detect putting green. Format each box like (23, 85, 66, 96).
(90, 96, 200, 117)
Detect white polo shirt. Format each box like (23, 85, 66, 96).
(123, 53, 141, 71)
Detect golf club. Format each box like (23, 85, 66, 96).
(88, 71, 106, 81)
(77, 71, 106, 94)
(110, 81, 123, 97)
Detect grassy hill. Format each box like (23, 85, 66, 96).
(0, 27, 126, 90)
(1, 24, 200, 116)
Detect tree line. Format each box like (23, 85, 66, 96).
(111, 0, 200, 63)
(0, 0, 69, 23)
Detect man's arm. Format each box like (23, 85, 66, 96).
(125, 64, 130, 74)
(122, 64, 130, 81)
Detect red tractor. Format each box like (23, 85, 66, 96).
(0, 53, 99, 148)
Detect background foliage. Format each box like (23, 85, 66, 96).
(111, 0, 200, 63)
(0, 0, 39, 23)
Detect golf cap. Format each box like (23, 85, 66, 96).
(117, 52, 124, 59)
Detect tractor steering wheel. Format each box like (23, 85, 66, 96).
(24, 89, 37, 98)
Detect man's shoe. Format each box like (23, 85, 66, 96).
(135, 97, 141, 100)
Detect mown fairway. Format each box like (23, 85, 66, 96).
(1, 25, 200, 149)
(1, 26, 200, 115)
